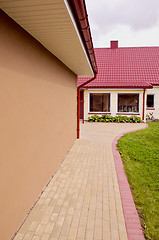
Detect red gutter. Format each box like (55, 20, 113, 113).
(142, 88, 146, 121)
(82, 90, 84, 123)
(69, 0, 98, 138)
(77, 73, 97, 139)
(81, 85, 152, 89)
(70, 0, 98, 74)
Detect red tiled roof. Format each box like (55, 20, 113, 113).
(78, 47, 159, 88)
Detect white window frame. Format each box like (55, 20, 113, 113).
(88, 91, 111, 114)
(116, 92, 140, 114)
(146, 94, 155, 109)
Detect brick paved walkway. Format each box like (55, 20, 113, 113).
(14, 123, 146, 240)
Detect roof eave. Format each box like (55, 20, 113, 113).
(70, 0, 98, 75)
(0, 0, 95, 77)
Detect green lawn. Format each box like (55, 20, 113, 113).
(117, 122, 159, 240)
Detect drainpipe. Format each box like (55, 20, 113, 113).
(70, 0, 98, 138)
(142, 88, 146, 121)
(77, 73, 97, 139)
(82, 90, 84, 124)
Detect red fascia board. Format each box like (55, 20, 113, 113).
(70, 0, 98, 74)
(150, 83, 159, 86)
(82, 85, 153, 89)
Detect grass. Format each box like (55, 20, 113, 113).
(117, 122, 159, 240)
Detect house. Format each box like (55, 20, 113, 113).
(0, 1, 97, 239)
(78, 41, 159, 122)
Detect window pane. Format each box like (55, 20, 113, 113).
(90, 93, 110, 112)
(118, 94, 139, 112)
(147, 95, 154, 108)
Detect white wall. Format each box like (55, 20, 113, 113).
(84, 89, 147, 121)
(146, 87, 159, 120)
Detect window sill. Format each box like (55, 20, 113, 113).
(146, 107, 155, 110)
(116, 113, 140, 115)
(88, 112, 111, 115)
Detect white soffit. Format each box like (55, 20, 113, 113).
(0, 0, 94, 77)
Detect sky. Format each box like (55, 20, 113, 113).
(85, 0, 159, 48)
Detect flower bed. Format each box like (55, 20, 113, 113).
(88, 114, 142, 123)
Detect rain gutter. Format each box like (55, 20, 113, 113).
(70, 0, 98, 75)
(69, 0, 98, 138)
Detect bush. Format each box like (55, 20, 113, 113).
(129, 115, 142, 123)
(101, 114, 114, 122)
(88, 114, 142, 123)
(113, 115, 128, 123)
(88, 114, 101, 122)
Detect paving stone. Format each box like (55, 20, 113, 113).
(23, 231, 34, 240)
(13, 123, 146, 240)
(41, 233, 50, 240)
(14, 233, 25, 240)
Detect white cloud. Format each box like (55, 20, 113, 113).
(85, 0, 159, 47)
(95, 25, 159, 48)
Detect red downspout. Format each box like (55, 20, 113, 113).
(77, 88, 81, 139)
(142, 88, 146, 121)
(82, 90, 84, 123)
(77, 73, 97, 139)
(70, 0, 98, 138)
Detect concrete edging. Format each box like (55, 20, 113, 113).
(112, 123, 148, 240)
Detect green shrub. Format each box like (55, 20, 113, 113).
(101, 114, 114, 122)
(129, 115, 142, 123)
(113, 115, 130, 123)
(88, 114, 142, 123)
(88, 114, 101, 122)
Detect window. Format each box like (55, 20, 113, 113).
(118, 94, 139, 112)
(147, 95, 154, 108)
(90, 93, 110, 112)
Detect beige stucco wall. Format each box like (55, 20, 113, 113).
(0, 11, 77, 240)
(84, 89, 146, 120)
(146, 87, 159, 119)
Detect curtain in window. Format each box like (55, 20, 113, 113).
(118, 94, 139, 112)
(90, 93, 110, 112)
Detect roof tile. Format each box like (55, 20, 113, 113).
(78, 47, 159, 88)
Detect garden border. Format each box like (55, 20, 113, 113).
(112, 123, 148, 240)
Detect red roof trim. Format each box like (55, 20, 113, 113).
(70, 0, 98, 74)
(151, 83, 159, 86)
(82, 85, 153, 89)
